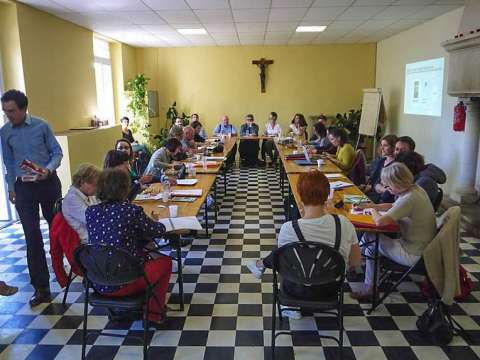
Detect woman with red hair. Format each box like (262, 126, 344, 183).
(247, 170, 361, 319)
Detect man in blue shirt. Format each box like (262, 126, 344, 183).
(1, 89, 63, 306)
(213, 115, 237, 167)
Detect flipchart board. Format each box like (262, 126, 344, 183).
(359, 88, 382, 136)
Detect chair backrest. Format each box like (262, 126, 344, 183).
(348, 149, 367, 186)
(433, 188, 443, 212)
(273, 241, 346, 287)
(74, 244, 144, 287)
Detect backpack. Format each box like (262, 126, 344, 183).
(416, 300, 454, 345)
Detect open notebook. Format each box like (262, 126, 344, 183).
(157, 216, 203, 232)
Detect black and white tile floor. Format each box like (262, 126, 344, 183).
(0, 166, 479, 359)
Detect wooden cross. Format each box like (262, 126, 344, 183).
(252, 58, 274, 93)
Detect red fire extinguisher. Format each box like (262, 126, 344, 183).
(453, 101, 466, 131)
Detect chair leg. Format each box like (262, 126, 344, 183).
(374, 266, 415, 311)
(81, 282, 89, 360)
(176, 239, 184, 311)
(143, 291, 150, 360)
(338, 290, 344, 360)
(62, 269, 73, 306)
(271, 296, 276, 360)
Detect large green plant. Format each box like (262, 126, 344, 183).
(334, 108, 362, 145)
(125, 74, 155, 151)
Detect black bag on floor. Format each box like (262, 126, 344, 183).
(416, 300, 453, 345)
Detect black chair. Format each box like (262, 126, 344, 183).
(433, 188, 443, 212)
(271, 241, 346, 360)
(52, 197, 78, 306)
(74, 244, 164, 360)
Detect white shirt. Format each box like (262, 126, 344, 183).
(289, 123, 300, 135)
(265, 122, 282, 137)
(278, 214, 358, 265)
(62, 186, 98, 243)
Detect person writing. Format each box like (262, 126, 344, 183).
(143, 138, 183, 178)
(351, 163, 436, 300)
(191, 121, 206, 143)
(261, 112, 281, 165)
(86, 168, 172, 326)
(247, 171, 361, 319)
(325, 127, 355, 173)
(62, 164, 101, 244)
(1, 89, 63, 306)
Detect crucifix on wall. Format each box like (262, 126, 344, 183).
(252, 58, 274, 93)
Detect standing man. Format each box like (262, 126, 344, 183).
(1, 89, 63, 306)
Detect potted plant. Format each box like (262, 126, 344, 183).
(334, 108, 362, 145)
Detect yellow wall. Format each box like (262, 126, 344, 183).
(376, 7, 466, 196)
(0, 2, 25, 91)
(15, 2, 97, 132)
(136, 44, 377, 135)
(122, 44, 138, 85)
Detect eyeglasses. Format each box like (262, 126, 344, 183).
(117, 146, 130, 151)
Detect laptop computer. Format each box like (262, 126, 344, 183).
(294, 147, 317, 166)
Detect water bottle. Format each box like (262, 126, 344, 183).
(202, 156, 207, 171)
(162, 179, 170, 202)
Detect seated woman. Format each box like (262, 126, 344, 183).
(62, 164, 101, 244)
(191, 113, 207, 139)
(168, 126, 188, 160)
(103, 150, 143, 201)
(261, 111, 281, 165)
(239, 113, 260, 166)
(325, 127, 355, 172)
(309, 115, 327, 141)
(310, 122, 331, 151)
(247, 170, 361, 319)
(182, 126, 197, 153)
(121, 116, 135, 143)
(191, 120, 206, 143)
(115, 139, 153, 184)
(351, 163, 436, 300)
(362, 134, 397, 203)
(86, 168, 172, 325)
(143, 138, 183, 178)
(289, 113, 308, 142)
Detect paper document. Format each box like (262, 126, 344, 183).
(351, 208, 387, 216)
(343, 194, 370, 204)
(135, 193, 162, 201)
(176, 179, 198, 185)
(206, 156, 226, 161)
(171, 189, 203, 197)
(325, 173, 344, 179)
(330, 181, 354, 190)
(158, 216, 203, 232)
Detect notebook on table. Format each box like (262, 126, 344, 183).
(294, 147, 317, 166)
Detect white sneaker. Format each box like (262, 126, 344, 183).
(280, 306, 302, 320)
(246, 260, 265, 279)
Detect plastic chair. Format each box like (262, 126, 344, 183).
(271, 241, 346, 359)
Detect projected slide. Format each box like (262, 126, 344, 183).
(404, 57, 444, 117)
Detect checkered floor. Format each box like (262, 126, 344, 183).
(0, 166, 480, 360)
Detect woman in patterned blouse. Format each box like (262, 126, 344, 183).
(86, 168, 172, 324)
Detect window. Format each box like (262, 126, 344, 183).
(93, 37, 115, 123)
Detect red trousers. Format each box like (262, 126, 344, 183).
(108, 256, 172, 321)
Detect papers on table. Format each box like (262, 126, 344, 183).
(206, 156, 226, 161)
(176, 179, 198, 186)
(325, 173, 344, 179)
(343, 194, 370, 204)
(135, 193, 162, 201)
(171, 189, 203, 197)
(351, 208, 387, 216)
(193, 161, 219, 168)
(329, 181, 354, 190)
(158, 216, 203, 232)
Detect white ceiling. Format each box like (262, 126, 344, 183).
(18, 0, 464, 47)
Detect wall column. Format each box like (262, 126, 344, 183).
(452, 98, 480, 203)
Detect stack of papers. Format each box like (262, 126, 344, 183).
(176, 179, 198, 185)
(330, 181, 354, 190)
(193, 161, 218, 168)
(171, 189, 203, 197)
(351, 208, 387, 216)
(206, 156, 226, 161)
(158, 216, 203, 232)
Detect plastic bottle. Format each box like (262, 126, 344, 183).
(162, 179, 171, 202)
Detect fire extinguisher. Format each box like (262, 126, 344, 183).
(453, 101, 466, 131)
